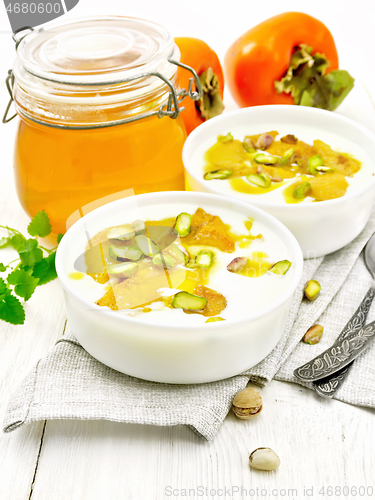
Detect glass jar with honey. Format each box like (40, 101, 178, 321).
(5, 17, 200, 234)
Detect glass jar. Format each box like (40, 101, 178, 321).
(7, 17, 197, 234)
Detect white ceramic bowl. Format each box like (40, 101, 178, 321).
(56, 192, 303, 384)
(183, 106, 375, 258)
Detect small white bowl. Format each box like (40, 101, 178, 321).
(56, 191, 303, 384)
(183, 106, 375, 258)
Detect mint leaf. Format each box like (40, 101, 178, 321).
(19, 239, 43, 267)
(32, 252, 57, 285)
(0, 263, 6, 272)
(11, 233, 26, 252)
(7, 269, 39, 301)
(57, 233, 63, 244)
(0, 278, 7, 295)
(27, 210, 52, 238)
(0, 237, 9, 248)
(0, 291, 25, 325)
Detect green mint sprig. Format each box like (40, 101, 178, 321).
(0, 211, 63, 325)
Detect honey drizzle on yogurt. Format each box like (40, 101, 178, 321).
(81, 213, 268, 314)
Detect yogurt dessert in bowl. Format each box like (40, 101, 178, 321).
(56, 192, 303, 384)
(183, 106, 375, 258)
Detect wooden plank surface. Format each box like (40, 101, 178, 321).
(1, 1, 375, 499)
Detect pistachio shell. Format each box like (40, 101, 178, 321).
(232, 387, 263, 419)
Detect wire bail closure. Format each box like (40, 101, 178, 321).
(2, 27, 203, 128)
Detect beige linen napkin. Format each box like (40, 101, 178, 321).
(4, 208, 375, 440)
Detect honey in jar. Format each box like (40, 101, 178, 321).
(9, 17, 193, 234)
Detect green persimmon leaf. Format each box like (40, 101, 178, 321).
(32, 252, 57, 285)
(323, 70, 355, 111)
(7, 269, 39, 301)
(0, 291, 25, 325)
(274, 44, 354, 111)
(27, 210, 52, 238)
(19, 239, 43, 268)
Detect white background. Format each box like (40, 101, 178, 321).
(1, 0, 375, 112)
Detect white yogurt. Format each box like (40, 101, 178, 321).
(188, 125, 375, 204)
(66, 202, 296, 326)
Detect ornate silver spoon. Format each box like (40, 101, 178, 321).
(294, 232, 375, 396)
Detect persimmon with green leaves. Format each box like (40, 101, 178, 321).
(225, 12, 354, 111)
(175, 37, 225, 134)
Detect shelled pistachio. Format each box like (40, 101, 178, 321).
(293, 182, 311, 199)
(135, 235, 159, 257)
(303, 324, 324, 344)
(249, 448, 280, 471)
(168, 243, 189, 264)
(280, 134, 297, 144)
(256, 133, 274, 150)
(195, 250, 214, 268)
(281, 147, 294, 165)
(246, 173, 271, 188)
(131, 219, 146, 236)
(243, 137, 256, 153)
(172, 291, 207, 311)
(152, 253, 175, 269)
(308, 155, 324, 175)
(107, 224, 135, 241)
(174, 212, 192, 237)
(254, 153, 278, 165)
(304, 280, 321, 301)
(108, 262, 138, 278)
(108, 245, 143, 262)
(269, 260, 291, 275)
(204, 169, 232, 180)
(227, 257, 247, 273)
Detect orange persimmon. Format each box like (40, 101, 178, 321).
(225, 12, 354, 111)
(175, 37, 225, 135)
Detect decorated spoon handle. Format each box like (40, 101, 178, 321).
(294, 287, 375, 383)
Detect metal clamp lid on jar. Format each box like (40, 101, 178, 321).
(3, 23, 203, 129)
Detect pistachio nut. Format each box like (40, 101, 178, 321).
(293, 181, 311, 199)
(269, 260, 291, 275)
(243, 136, 256, 153)
(304, 279, 321, 301)
(227, 257, 247, 273)
(308, 155, 324, 175)
(249, 448, 280, 471)
(256, 133, 274, 150)
(246, 173, 271, 188)
(232, 387, 263, 419)
(174, 212, 192, 237)
(204, 169, 232, 180)
(280, 134, 298, 144)
(302, 324, 324, 345)
(254, 153, 278, 165)
(281, 147, 294, 165)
